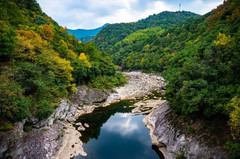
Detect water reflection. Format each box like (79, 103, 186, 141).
(74, 100, 163, 159)
(75, 100, 135, 143)
(103, 113, 139, 136)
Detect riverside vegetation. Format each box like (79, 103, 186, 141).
(0, 0, 126, 130)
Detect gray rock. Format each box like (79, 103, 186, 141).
(71, 85, 108, 105)
(33, 119, 48, 129)
(0, 85, 108, 158)
(14, 119, 27, 135)
(26, 116, 39, 125)
(149, 102, 228, 159)
(6, 122, 64, 159)
(0, 133, 8, 158)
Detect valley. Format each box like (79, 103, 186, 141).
(0, 0, 239, 159)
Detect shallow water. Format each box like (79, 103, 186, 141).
(74, 100, 163, 159)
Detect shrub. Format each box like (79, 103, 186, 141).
(36, 100, 53, 120)
(23, 125, 33, 132)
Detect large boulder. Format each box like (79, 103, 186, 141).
(2, 122, 64, 159)
(71, 85, 108, 105)
(146, 102, 228, 159)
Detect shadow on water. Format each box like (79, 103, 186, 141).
(152, 145, 165, 159)
(75, 100, 135, 143)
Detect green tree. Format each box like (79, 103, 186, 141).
(0, 21, 16, 61)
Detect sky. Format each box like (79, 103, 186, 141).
(37, 0, 224, 29)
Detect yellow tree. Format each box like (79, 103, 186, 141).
(41, 24, 54, 42)
(226, 96, 240, 139)
(57, 39, 68, 57)
(67, 49, 77, 59)
(15, 30, 47, 61)
(79, 52, 91, 68)
(214, 32, 232, 48)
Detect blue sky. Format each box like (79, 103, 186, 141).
(37, 0, 224, 29)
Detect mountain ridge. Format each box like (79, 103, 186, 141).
(68, 23, 109, 42)
(93, 11, 199, 53)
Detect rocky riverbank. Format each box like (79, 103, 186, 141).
(0, 71, 166, 159)
(1, 71, 228, 159)
(143, 102, 228, 159)
(55, 71, 166, 159)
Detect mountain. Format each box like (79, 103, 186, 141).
(93, 11, 199, 53)
(68, 23, 109, 42)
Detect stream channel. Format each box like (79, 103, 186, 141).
(73, 98, 164, 159)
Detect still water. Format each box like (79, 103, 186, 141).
(74, 100, 163, 159)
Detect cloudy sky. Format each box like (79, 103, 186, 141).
(37, 0, 224, 29)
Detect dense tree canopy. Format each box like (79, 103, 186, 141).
(93, 11, 199, 54)
(0, 0, 125, 128)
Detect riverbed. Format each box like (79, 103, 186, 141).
(56, 71, 166, 159)
(74, 100, 164, 159)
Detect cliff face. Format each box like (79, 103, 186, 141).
(144, 102, 228, 159)
(0, 85, 109, 159)
(0, 121, 64, 159)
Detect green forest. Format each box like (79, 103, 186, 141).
(93, 11, 199, 54)
(0, 0, 240, 157)
(93, 0, 240, 146)
(0, 0, 126, 130)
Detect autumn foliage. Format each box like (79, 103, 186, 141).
(0, 0, 121, 129)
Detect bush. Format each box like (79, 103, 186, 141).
(186, 125, 195, 134)
(0, 122, 13, 131)
(0, 21, 16, 61)
(0, 72, 30, 122)
(11, 97, 31, 122)
(36, 100, 53, 120)
(23, 125, 33, 132)
(226, 142, 240, 159)
(89, 73, 127, 89)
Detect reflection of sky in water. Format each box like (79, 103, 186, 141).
(103, 113, 139, 136)
(76, 113, 161, 159)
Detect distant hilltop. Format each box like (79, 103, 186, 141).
(68, 23, 109, 42)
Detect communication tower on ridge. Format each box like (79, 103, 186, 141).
(179, 3, 181, 12)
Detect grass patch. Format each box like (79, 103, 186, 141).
(0, 122, 13, 131)
(23, 125, 33, 132)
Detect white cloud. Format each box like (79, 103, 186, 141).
(103, 113, 139, 136)
(37, 0, 223, 29)
(182, 0, 223, 15)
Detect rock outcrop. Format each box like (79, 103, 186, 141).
(0, 71, 167, 159)
(103, 71, 165, 106)
(71, 85, 108, 105)
(0, 85, 109, 159)
(144, 102, 228, 159)
(0, 121, 64, 159)
(55, 71, 166, 159)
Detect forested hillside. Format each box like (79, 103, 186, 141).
(0, 0, 125, 130)
(93, 11, 199, 53)
(164, 0, 240, 140)
(101, 0, 240, 144)
(111, 15, 204, 70)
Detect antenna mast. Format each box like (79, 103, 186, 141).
(179, 3, 181, 12)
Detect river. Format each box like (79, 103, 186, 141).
(55, 72, 166, 159)
(74, 100, 164, 159)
